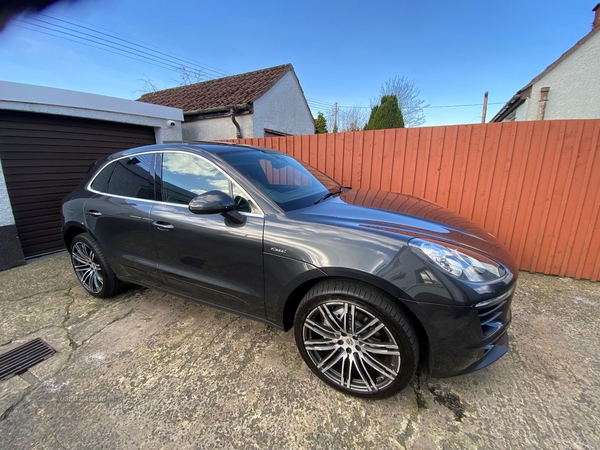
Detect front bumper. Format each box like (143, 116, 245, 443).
(449, 330, 509, 377)
(403, 288, 513, 378)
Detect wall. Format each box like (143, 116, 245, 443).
(0, 160, 25, 270)
(182, 114, 253, 141)
(253, 71, 314, 137)
(234, 120, 600, 281)
(517, 31, 600, 120)
(0, 81, 183, 142)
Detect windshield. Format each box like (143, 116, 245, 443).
(219, 149, 341, 211)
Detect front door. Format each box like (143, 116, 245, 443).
(150, 151, 265, 317)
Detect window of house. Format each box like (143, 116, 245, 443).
(160, 152, 254, 213)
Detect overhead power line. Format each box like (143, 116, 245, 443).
(13, 24, 177, 72)
(14, 14, 230, 80)
(425, 102, 506, 109)
(13, 14, 509, 112)
(38, 13, 230, 78)
(18, 18, 187, 71)
(308, 100, 507, 111)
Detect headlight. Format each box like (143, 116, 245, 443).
(409, 238, 505, 282)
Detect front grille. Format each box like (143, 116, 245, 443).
(0, 338, 56, 381)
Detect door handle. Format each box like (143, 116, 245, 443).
(153, 221, 174, 231)
(86, 210, 102, 217)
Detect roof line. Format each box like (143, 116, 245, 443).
(137, 63, 294, 113)
(490, 22, 600, 122)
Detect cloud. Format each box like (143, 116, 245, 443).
(164, 153, 221, 178)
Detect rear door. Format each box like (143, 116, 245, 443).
(149, 151, 265, 317)
(84, 153, 162, 286)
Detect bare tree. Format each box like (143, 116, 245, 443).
(137, 75, 159, 94)
(136, 66, 208, 96)
(176, 66, 206, 85)
(338, 105, 369, 132)
(379, 76, 428, 127)
(322, 104, 369, 133)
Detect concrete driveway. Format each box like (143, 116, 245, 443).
(0, 253, 599, 449)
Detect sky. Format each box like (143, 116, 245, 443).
(0, 0, 596, 126)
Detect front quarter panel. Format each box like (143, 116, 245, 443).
(263, 211, 515, 307)
(263, 213, 459, 306)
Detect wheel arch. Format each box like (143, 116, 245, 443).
(62, 223, 87, 250)
(281, 268, 431, 374)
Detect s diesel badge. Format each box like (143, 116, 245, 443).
(270, 246, 287, 254)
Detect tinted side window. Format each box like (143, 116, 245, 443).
(90, 162, 115, 192)
(161, 152, 253, 212)
(107, 154, 155, 200)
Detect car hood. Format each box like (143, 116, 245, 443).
(300, 188, 517, 273)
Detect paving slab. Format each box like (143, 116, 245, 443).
(0, 253, 598, 449)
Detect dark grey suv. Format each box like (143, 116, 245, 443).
(61, 142, 516, 398)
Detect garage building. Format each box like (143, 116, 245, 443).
(0, 81, 183, 270)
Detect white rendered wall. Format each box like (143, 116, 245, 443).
(253, 71, 315, 137)
(182, 114, 254, 141)
(517, 31, 600, 120)
(0, 161, 15, 227)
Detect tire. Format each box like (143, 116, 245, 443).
(294, 279, 419, 399)
(69, 233, 123, 298)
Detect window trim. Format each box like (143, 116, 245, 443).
(87, 150, 264, 216)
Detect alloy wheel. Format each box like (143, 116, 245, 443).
(301, 300, 401, 393)
(71, 241, 104, 294)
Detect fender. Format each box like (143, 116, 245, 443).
(264, 253, 327, 328)
(319, 267, 412, 304)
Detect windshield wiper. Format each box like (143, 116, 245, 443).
(314, 186, 351, 205)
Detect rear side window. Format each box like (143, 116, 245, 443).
(90, 162, 115, 192)
(91, 154, 155, 200)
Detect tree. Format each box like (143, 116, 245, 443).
(364, 95, 404, 130)
(314, 112, 328, 134)
(138, 75, 159, 94)
(379, 76, 428, 127)
(176, 66, 206, 85)
(338, 105, 369, 132)
(137, 65, 207, 95)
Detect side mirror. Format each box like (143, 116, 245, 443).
(188, 190, 246, 224)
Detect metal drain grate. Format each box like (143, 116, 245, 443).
(0, 338, 56, 381)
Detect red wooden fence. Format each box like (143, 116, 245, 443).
(232, 120, 600, 281)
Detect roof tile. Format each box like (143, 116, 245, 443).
(138, 64, 293, 113)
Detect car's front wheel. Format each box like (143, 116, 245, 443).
(294, 280, 419, 398)
(70, 233, 123, 298)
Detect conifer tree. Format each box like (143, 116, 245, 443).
(314, 112, 328, 134)
(364, 95, 404, 130)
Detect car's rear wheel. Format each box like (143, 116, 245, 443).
(70, 233, 123, 298)
(294, 280, 419, 399)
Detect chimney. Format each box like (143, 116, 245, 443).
(593, 3, 600, 30)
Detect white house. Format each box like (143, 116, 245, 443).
(0, 81, 183, 269)
(138, 64, 315, 140)
(491, 4, 600, 122)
